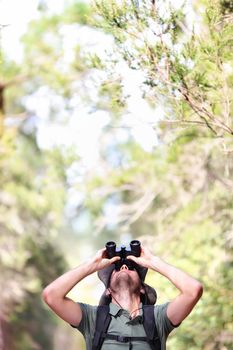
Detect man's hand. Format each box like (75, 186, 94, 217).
(89, 248, 120, 272)
(127, 245, 155, 268)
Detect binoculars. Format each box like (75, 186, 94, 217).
(105, 240, 141, 270)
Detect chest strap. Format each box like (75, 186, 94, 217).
(104, 333, 148, 342)
(104, 333, 152, 350)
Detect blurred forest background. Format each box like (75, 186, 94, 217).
(0, 0, 232, 349)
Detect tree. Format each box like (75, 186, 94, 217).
(93, 0, 233, 138)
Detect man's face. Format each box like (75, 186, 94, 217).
(109, 264, 142, 294)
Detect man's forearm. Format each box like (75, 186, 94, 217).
(149, 256, 203, 296)
(42, 249, 119, 325)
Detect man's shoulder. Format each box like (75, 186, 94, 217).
(79, 302, 98, 312)
(154, 302, 170, 315)
(72, 303, 98, 334)
(153, 302, 179, 337)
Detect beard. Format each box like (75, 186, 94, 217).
(110, 271, 141, 294)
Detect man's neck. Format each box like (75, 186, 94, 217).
(110, 291, 141, 317)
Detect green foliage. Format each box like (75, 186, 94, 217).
(94, 0, 130, 30)
(63, 2, 93, 25)
(220, 0, 233, 14)
(0, 128, 69, 349)
(97, 77, 127, 116)
(94, 0, 233, 137)
(10, 293, 56, 350)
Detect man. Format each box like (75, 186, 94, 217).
(42, 244, 203, 349)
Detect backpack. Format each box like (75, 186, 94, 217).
(92, 305, 161, 350)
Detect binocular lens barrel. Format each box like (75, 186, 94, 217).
(105, 241, 116, 258)
(106, 241, 116, 248)
(130, 240, 140, 256)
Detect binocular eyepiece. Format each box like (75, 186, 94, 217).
(105, 240, 141, 270)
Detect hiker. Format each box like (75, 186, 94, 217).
(42, 242, 203, 349)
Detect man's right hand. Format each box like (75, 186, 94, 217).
(89, 248, 120, 272)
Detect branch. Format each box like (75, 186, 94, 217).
(180, 88, 233, 135)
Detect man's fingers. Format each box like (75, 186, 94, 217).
(127, 255, 138, 262)
(110, 256, 120, 263)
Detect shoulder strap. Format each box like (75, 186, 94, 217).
(143, 305, 161, 350)
(92, 305, 111, 350)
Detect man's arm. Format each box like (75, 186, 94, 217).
(128, 246, 203, 326)
(42, 249, 119, 326)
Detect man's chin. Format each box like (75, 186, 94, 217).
(117, 270, 131, 278)
(118, 270, 130, 275)
(116, 272, 133, 285)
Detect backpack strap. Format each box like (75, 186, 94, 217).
(92, 305, 111, 350)
(142, 305, 161, 350)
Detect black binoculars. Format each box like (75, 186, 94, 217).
(105, 240, 141, 270)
